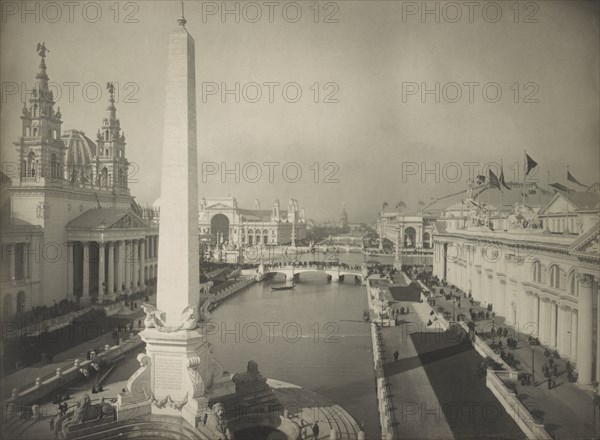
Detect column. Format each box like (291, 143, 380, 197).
(98, 243, 105, 302)
(533, 295, 540, 338)
(561, 305, 572, 358)
(597, 289, 600, 382)
(154, 235, 158, 258)
(124, 240, 131, 294)
(107, 242, 115, 297)
(540, 299, 550, 345)
(117, 241, 125, 293)
(550, 301, 557, 347)
(576, 274, 594, 384)
(9, 245, 15, 280)
(140, 238, 146, 289)
(571, 309, 578, 362)
(67, 243, 74, 298)
(556, 304, 563, 353)
(82, 242, 90, 303)
(133, 240, 140, 292)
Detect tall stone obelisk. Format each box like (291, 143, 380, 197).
(117, 8, 234, 428)
(156, 10, 199, 326)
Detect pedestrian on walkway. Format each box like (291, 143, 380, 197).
(393, 350, 399, 361)
(312, 421, 320, 439)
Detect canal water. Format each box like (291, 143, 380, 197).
(208, 272, 380, 439)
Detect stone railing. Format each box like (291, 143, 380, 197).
(486, 370, 552, 440)
(7, 307, 94, 338)
(4, 335, 143, 406)
(370, 323, 394, 440)
(206, 277, 256, 307)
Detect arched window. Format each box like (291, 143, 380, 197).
(549, 265, 561, 289)
(27, 151, 36, 177)
(100, 167, 108, 186)
(532, 261, 542, 283)
(50, 153, 58, 178)
(16, 291, 26, 313)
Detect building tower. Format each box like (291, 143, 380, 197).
(95, 83, 129, 192)
(16, 43, 65, 181)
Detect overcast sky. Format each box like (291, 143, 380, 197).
(1, 0, 598, 222)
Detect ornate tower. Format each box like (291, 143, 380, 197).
(16, 43, 65, 181)
(95, 83, 129, 192)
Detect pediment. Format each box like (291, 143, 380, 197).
(569, 222, 600, 258)
(207, 203, 233, 210)
(539, 194, 575, 216)
(110, 213, 146, 229)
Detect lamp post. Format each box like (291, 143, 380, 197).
(593, 381, 599, 438)
(531, 343, 535, 385)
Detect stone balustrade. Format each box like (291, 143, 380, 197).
(370, 322, 395, 439)
(486, 370, 552, 439)
(5, 335, 143, 406)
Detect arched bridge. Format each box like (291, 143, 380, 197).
(262, 264, 365, 283)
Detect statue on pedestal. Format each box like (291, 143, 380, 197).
(127, 354, 151, 398)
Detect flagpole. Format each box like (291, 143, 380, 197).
(566, 165, 570, 233)
(500, 160, 504, 229)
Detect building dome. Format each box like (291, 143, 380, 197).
(62, 129, 97, 167)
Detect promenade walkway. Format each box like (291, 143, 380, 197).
(428, 284, 598, 439)
(1, 297, 151, 402)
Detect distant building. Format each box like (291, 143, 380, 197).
(196, 197, 307, 246)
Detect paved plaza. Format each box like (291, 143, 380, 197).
(428, 284, 598, 439)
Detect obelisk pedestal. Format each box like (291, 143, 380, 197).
(117, 11, 235, 428)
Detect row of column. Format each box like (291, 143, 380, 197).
(68, 235, 158, 302)
(523, 274, 598, 384)
(438, 243, 599, 384)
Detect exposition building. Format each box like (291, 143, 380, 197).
(196, 196, 307, 246)
(431, 181, 600, 385)
(0, 49, 159, 315)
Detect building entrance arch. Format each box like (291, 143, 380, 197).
(211, 214, 230, 244)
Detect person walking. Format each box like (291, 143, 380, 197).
(393, 350, 399, 361)
(312, 421, 320, 439)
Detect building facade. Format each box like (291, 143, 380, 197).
(196, 197, 307, 246)
(433, 186, 599, 385)
(1, 48, 158, 316)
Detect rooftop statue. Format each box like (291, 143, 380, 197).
(36, 42, 49, 58)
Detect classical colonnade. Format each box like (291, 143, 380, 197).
(434, 239, 599, 385)
(67, 234, 158, 303)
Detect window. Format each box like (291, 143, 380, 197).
(549, 265, 561, 289)
(568, 272, 577, 296)
(532, 261, 542, 283)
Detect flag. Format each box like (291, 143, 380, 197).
(489, 169, 501, 190)
(567, 171, 586, 188)
(549, 182, 568, 192)
(382, 202, 388, 210)
(396, 201, 406, 209)
(499, 166, 512, 190)
(525, 153, 537, 176)
(476, 175, 486, 185)
(429, 310, 434, 316)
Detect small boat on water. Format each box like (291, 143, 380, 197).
(271, 283, 295, 291)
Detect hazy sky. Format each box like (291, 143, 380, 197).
(1, 0, 599, 222)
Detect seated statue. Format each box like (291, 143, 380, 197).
(141, 304, 166, 329)
(158, 304, 198, 332)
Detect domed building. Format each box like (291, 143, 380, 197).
(1, 48, 158, 316)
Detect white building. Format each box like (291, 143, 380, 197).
(1, 48, 158, 316)
(433, 184, 599, 384)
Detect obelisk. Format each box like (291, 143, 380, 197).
(156, 9, 199, 326)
